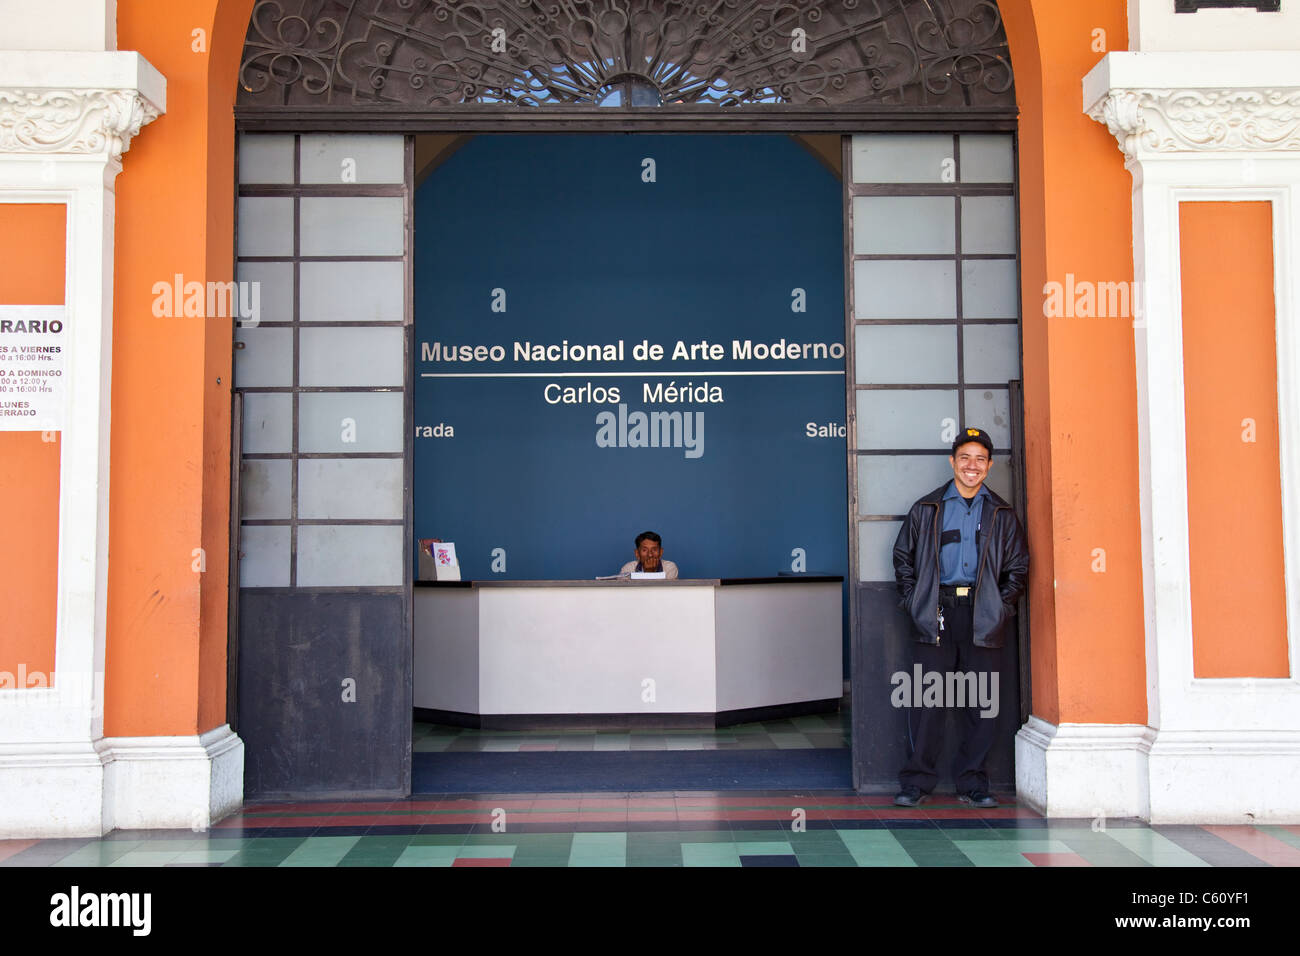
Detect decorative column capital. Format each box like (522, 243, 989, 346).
(0, 87, 162, 161)
(1086, 86, 1300, 162)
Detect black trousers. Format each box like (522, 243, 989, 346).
(898, 602, 1002, 795)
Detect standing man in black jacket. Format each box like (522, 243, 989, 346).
(891, 426, 1029, 808)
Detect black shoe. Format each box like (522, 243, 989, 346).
(893, 787, 926, 807)
(958, 791, 999, 808)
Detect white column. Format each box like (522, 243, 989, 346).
(0, 50, 165, 837)
(1016, 50, 1300, 824)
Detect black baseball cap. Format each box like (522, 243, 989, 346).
(951, 427, 994, 456)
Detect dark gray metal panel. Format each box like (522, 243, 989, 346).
(238, 590, 411, 798)
(852, 584, 1019, 792)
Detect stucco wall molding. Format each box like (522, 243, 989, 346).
(0, 87, 161, 158)
(1089, 86, 1300, 159)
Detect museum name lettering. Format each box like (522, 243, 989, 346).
(421, 338, 845, 365)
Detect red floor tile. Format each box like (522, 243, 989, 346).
(510, 812, 584, 823)
(1204, 825, 1300, 866)
(0, 839, 39, 863)
(722, 809, 792, 820)
(579, 797, 633, 809)
(452, 857, 512, 866)
(921, 808, 1000, 819)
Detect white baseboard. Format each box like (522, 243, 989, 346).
(0, 740, 111, 838)
(1017, 717, 1300, 822)
(103, 725, 244, 830)
(1015, 717, 1154, 819)
(1147, 729, 1300, 823)
(0, 726, 243, 838)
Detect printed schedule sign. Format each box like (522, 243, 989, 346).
(0, 305, 66, 431)
(413, 135, 849, 586)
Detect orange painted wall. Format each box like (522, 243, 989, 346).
(101, 0, 1150, 742)
(1180, 202, 1289, 678)
(0, 204, 64, 685)
(1001, 1, 1147, 724)
(109, 0, 254, 736)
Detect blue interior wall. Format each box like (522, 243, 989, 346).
(413, 135, 847, 600)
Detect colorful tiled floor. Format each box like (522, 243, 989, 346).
(412, 711, 850, 753)
(4, 794, 1298, 867)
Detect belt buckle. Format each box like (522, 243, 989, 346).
(955, 586, 971, 597)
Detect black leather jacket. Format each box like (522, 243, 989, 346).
(892, 482, 1029, 648)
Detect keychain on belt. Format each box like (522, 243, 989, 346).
(937, 605, 945, 632)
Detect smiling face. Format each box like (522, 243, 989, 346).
(635, 537, 663, 571)
(949, 441, 991, 497)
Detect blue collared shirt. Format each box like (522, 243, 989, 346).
(940, 481, 987, 586)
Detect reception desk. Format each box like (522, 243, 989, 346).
(414, 577, 843, 726)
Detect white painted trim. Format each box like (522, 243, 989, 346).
(0, 1, 116, 52)
(1017, 718, 1300, 822)
(1015, 718, 1154, 820)
(0, 52, 164, 110)
(0, 728, 244, 836)
(1084, 51, 1300, 105)
(0, 745, 110, 838)
(1147, 729, 1300, 823)
(103, 725, 244, 831)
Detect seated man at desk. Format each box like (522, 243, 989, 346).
(620, 531, 679, 579)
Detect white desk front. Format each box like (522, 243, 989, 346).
(413, 578, 843, 717)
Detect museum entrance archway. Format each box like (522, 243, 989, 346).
(228, 0, 1024, 799)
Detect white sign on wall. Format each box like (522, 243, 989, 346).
(0, 305, 66, 432)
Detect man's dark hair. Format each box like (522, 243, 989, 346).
(635, 531, 662, 548)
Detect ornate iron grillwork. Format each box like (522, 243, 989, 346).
(237, 0, 1015, 110)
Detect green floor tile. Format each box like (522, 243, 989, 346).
(170, 849, 239, 864)
(949, 842, 1048, 866)
(570, 833, 627, 849)
(681, 843, 741, 867)
(1049, 831, 1152, 867)
(837, 831, 917, 867)
(735, 840, 794, 856)
(939, 828, 1005, 841)
(52, 844, 141, 866)
(409, 834, 470, 847)
(107, 851, 184, 867)
(279, 836, 360, 867)
(456, 845, 515, 858)
(665, 829, 732, 842)
(797, 857, 858, 867)
(393, 846, 457, 867)
(1104, 828, 1212, 867)
(1258, 825, 1300, 852)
